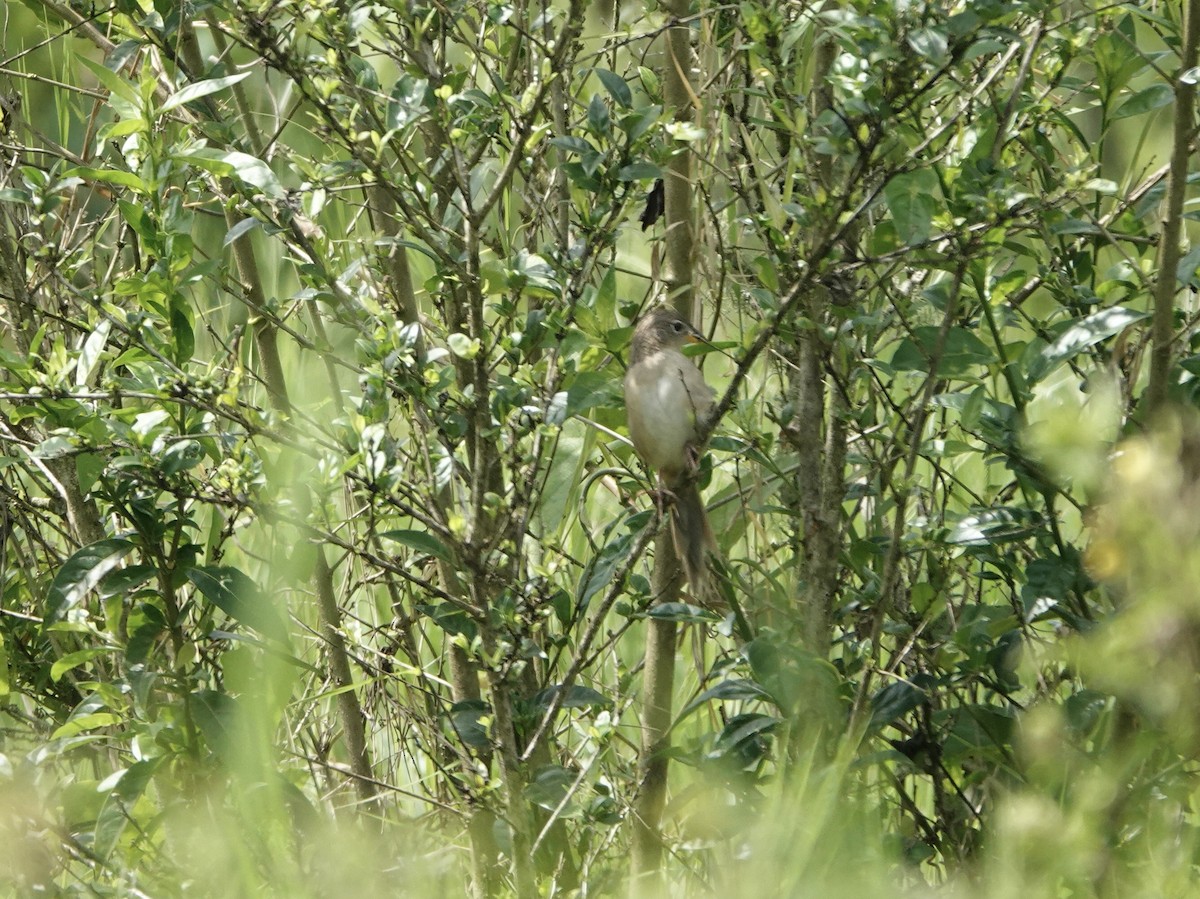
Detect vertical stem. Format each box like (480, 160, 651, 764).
(789, 20, 842, 656)
(313, 551, 378, 806)
(630, 535, 682, 894)
(632, 2, 696, 887)
(481, 627, 537, 899)
(369, 185, 425, 355)
(663, 0, 696, 319)
(1148, 0, 1200, 414)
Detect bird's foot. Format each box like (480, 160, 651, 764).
(652, 484, 680, 517)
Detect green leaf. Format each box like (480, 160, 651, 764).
(223, 217, 259, 246)
(50, 647, 116, 682)
(577, 529, 634, 610)
(549, 135, 595, 154)
(177, 148, 284, 199)
(169, 301, 194, 363)
(126, 619, 164, 665)
(225, 151, 285, 198)
(942, 703, 1016, 763)
(1111, 83, 1173, 120)
(637, 65, 660, 97)
(1177, 244, 1200, 286)
(679, 678, 773, 721)
(1028, 306, 1149, 382)
(387, 74, 429, 131)
(510, 250, 559, 298)
(885, 169, 942, 245)
(75, 319, 112, 388)
(99, 563, 156, 596)
(186, 565, 288, 641)
(45, 538, 136, 623)
(417, 602, 477, 639)
(644, 602, 720, 623)
(620, 105, 662, 142)
(1093, 14, 1144, 99)
(594, 68, 632, 108)
(447, 332, 481, 358)
(587, 93, 611, 135)
(565, 371, 619, 416)
(526, 765, 579, 814)
(1048, 217, 1099, 236)
(379, 529, 453, 561)
(868, 677, 932, 730)
(159, 72, 251, 114)
(94, 758, 160, 859)
(78, 55, 140, 104)
(51, 712, 121, 740)
(907, 27, 949, 64)
(190, 689, 239, 758)
(62, 166, 149, 193)
(447, 699, 490, 748)
(532, 684, 611, 711)
(33, 435, 73, 459)
(665, 121, 705, 142)
(946, 507, 1041, 545)
(616, 161, 661, 181)
(593, 266, 617, 321)
(159, 439, 204, 476)
(707, 712, 780, 764)
(891, 326, 994, 378)
(1065, 689, 1109, 734)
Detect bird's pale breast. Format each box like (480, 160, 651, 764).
(624, 349, 713, 477)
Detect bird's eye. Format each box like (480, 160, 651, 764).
(671, 321, 685, 333)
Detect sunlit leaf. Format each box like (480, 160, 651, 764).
(1028, 306, 1148, 382)
(387, 74, 429, 130)
(94, 758, 160, 859)
(75, 319, 112, 388)
(159, 72, 251, 114)
(1111, 83, 1173, 120)
(379, 529, 453, 561)
(45, 538, 136, 623)
(946, 507, 1041, 545)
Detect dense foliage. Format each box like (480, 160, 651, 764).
(2, 0, 1200, 895)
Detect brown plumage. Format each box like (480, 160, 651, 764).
(624, 308, 716, 592)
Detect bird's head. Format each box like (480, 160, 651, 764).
(630, 308, 704, 362)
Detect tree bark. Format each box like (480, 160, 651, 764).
(1147, 0, 1200, 414)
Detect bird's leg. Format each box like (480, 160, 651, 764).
(653, 475, 679, 518)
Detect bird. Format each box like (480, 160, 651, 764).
(624, 307, 716, 593)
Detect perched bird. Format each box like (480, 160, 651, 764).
(624, 307, 716, 592)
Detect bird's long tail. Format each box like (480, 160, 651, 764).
(671, 481, 716, 597)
